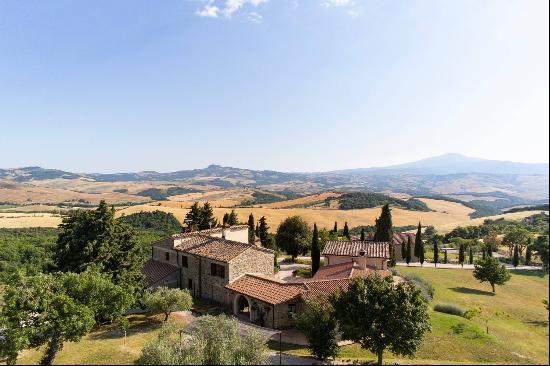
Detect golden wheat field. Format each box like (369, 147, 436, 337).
(0, 212, 63, 228)
(256, 192, 341, 209)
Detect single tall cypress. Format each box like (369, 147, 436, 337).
(333, 221, 338, 234)
(401, 238, 407, 261)
(414, 222, 422, 261)
(343, 222, 350, 240)
(311, 223, 321, 275)
(433, 240, 439, 267)
(360, 228, 366, 241)
(375, 204, 395, 266)
(247, 214, 255, 245)
(444, 249, 448, 264)
(513, 244, 520, 268)
(459, 244, 465, 267)
(469, 246, 474, 264)
(406, 237, 412, 266)
(258, 216, 269, 247)
(486, 244, 493, 257)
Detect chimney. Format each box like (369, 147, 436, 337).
(222, 225, 228, 240)
(357, 249, 367, 270)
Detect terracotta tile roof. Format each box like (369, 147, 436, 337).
(302, 279, 351, 300)
(312, 262, 392, 281)
(322, 241, 389, 258)
(393, 232, 415, 245)
(152, 226, 272, 263)
(142, 259, 179, 287)
(225, 274, 307, 305)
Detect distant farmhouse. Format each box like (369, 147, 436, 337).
(143, 225, 391, 329)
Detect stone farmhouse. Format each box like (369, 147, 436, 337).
(143, 225, 391, 329)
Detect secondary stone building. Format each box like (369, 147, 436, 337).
(143, 226, 391, 329)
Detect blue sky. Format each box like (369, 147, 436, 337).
(0, 0, 548, 173)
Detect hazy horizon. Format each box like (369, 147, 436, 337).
(1, 0, 548, 173)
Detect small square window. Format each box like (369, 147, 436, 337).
(211, 263, 217, 276)
(165, 252, 170, 261)
(218, 266, 225, 279)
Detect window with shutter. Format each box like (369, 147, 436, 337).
(211, 263, 217, 276)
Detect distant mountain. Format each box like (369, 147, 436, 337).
(1, 155, 548, 200)
(336, 153, 549, 175)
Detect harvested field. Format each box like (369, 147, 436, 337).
(0, 212, 62, 228)
(257, 192, 340, 209)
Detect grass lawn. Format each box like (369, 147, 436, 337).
(271, 267, 549, 365)
(11, 314, 187, 365)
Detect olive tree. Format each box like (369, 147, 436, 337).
(142, 287, 193, 321)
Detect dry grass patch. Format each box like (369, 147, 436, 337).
(0, 212, 62, 228)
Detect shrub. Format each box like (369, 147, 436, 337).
(402, 273, 435, 302)
(434, 303, 465, 317)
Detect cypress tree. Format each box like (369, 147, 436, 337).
(311, 223, 321, 276)
(375, 205, 395, 267)
(223, 213, 229, 226)
(525, 243, 532, 266)
(487, 244, 493, 257)
(469, 246, 474, 265)
(459, 244, 465, 267)
(247, 214, 255, 245)
(433, 240, 439, 267)
(360, 228, 366, 241)
(333, 222, 338, 234)
(258, 216, 269, 247)
(482, 246, 486, 260)
(401, 238, 407, 261)
(444, 249, 448, 264)
(343, 222, 350, 240)
(414, 222, 422, 260)
(513, 244, 519, 268)
(199, 202, 217, 230)
(406, 237, 412, 266)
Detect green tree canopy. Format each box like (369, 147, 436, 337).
(532, 235, 548, 272)
(247, 214, 255, 244)
(473, 257, 511, 293)
(275, 216, 311, 260)
(54, 201, 144, 293)
(142, 287, 193, 321)
(503, 227, 532, 257)
(0, 268, 132, 365)
(343, 222, 350, 240)
(258, 216, 270, 247)
(414, 222, 422, 260)
(294, 297, 339, 360)
(331, 275, 431, 365)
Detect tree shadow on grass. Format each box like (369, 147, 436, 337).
(89, 315, 163, 341)
(523, 319, 549, 327)
(450, 287, 495, 296)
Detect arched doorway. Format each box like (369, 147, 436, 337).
(234, 294, 252, 321)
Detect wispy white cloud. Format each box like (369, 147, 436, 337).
(195, 0, 269, 20)
(248, 11, 263, 23)
(323, 0, 352, 7)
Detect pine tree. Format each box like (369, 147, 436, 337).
(185, 202, 203, 230)
(406, 237, 412, 266)
(311, 223, 321, 276)
(360, 228, 366, 241)
(459, 244, 465, 267)
(227, 209, 238, 226)
(247, 214, 255, 245)
(525, 243, 532, 266)
(258, 216, 270, 247)
(433, 240, 439, 267)
(199, 202, 217, 230)
(414, 222, 422, 261)
(469, 246, 474, 265)
(513, 244, 520, 268)
(343, 222, 350, 240)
